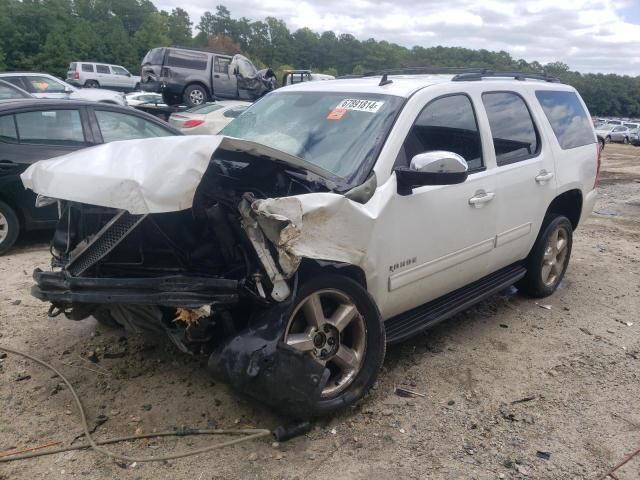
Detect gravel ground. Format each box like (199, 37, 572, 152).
(1, 144, 639, 480)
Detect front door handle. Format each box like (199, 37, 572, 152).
(535, 170, 554, 183)
(469, 190, 496, 207)
(214, 74, 220, 78)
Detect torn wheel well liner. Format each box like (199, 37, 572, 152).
(297, 259, 367, 290)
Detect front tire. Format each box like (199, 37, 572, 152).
(605, 135, 611, 144)
(283, 274, 385, 415)
(518, 215, 573, 298)
(183, 84, 207, 107)
(0, 200, 19, 255)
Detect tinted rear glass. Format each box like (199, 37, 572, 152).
(96, 65, 110, 74)
(535, 90, 595, 150)
(142, 48, 166, 66)
(482, 92, 539, 165)
(186, 103, 224, 114)
(82, 64, 94, 72)
(167, 50, 207, 70)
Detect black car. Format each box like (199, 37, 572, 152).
(0, 99, 181, 253)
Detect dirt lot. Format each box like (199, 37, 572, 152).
(1, 144, 639, 480)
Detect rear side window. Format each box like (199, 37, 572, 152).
(95, 110, 174, 142)
(0, 115, 18, 142)
(167, 50, 207, 71)
(82, 64, 94, 72)
(483, 92, 539, 166)
(401, 94, 483, 171)
(14, 110, 85, 145)
(535, 90, 595, 150)
(96, 65, 110, 74)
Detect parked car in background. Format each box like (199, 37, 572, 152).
(623, 122, 639, 131)
(125, 91, 165, 106)
(0, 99, 180, 253)
(140, 47, 275, 107)
(595, 123, 630, 144)
(168, 100, 250, 134)
(0, 72, 126, 106)
(66, 62, 141, 92)
(0, 79, 32, 100)
(282, 70, 335, 86)
(630, 128, 640, 146)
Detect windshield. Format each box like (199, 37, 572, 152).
(142, 48, 165, 66)
(222, 91, 404, 183)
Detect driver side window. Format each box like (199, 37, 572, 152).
(399, 94, 483, 171)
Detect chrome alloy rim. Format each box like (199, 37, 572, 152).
(542, 226, 569, 287)
(284, 289, 367, 398)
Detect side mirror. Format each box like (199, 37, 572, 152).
(394, 151, 469, 196)
(64, 86, 73, 94)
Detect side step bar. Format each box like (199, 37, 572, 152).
(385, 264, 526, 344)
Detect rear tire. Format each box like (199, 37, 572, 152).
(518, 215, 573, 298)
(283, 274, 386, 416)
(84, 80, 99, 88)
(0, 200, 19, 255)
(605, 135, 611, 144)
(623, 136, 629, 144)
(183, 84, 207, 107)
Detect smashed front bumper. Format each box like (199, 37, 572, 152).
(32, 269, 239, 308)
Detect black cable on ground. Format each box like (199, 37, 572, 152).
(0, 345, 272, 463)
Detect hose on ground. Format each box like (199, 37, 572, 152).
(0, 345, 272, 463)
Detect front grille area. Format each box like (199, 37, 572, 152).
(67, 211, 146, 276)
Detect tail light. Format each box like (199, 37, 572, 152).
(73, 71, 80, 80)
(183, 119, 204, 128)
(594, 142, 602, 188)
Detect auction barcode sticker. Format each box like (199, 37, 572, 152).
(335, 99, 385, 113)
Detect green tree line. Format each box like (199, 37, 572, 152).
(1, 0, 639, 117)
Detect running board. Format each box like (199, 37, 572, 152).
(385, 264, 526, 344)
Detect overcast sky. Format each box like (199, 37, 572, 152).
(156, 0, 640, 75)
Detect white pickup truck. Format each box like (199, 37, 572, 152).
(22, 71, 598, 416)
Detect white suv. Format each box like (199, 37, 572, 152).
(67, 62, 141, 92)
(22, 72, 599, 416)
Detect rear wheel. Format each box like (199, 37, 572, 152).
(283, 274, 385, 415)
(518, 215, 573, 298)
(623, 136, 629, 144)
(0, 200, 19, 255)
(183, 84, 207, 107)
(605, 135, 611, 144)
(84, 80, 99, 88)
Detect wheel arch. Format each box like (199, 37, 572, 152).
(183, 81, 211, 100)
(297, 258, 368, 290)
(545, 189, 583, 230)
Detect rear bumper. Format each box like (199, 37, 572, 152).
(580, 188, 598, 226)
(32, 269, 239, 308)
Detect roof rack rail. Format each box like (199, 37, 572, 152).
(451, 71, 560, 83)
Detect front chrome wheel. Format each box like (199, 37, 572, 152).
(189, 89, 204, 105)
(542, 225, 569, 287)
(284, 289, 367, 398)
(0, 211, 8, 244)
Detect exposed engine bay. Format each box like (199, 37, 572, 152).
(28, 143, 339, 414)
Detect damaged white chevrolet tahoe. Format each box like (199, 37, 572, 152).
(21, 72, 599, 416)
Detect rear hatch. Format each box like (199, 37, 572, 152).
(66, 63, 77, 83)
(141, 48, 166, 84)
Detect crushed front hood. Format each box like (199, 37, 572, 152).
(20, 135, 336, 214)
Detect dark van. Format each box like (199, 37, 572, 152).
(140, 47, 275, 107)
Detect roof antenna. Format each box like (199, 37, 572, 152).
(379, 73, 393, 86)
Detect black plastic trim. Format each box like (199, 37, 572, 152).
(385, 263, 526, 344)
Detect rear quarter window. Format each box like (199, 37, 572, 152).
(167, 50, 208, 71)
(535, 91, 595, 149)
(82, 64, 94, 72)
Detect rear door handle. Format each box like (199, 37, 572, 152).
(468, 190, 495, 207)
(214, 74, 220, 78)
(535, 170, 554, 183)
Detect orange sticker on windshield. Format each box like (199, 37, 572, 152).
(327, 108, 346, 120)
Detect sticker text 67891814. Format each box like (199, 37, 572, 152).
(336, 99, 385, 113)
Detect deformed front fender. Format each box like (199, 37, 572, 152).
(207, 296, 329, 417)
